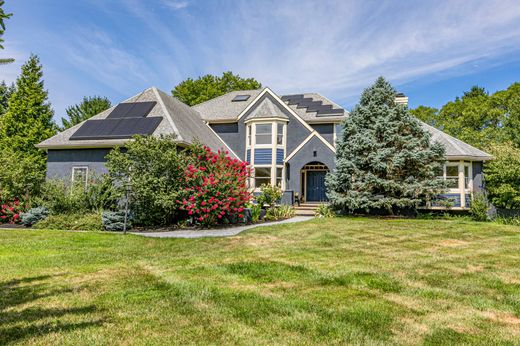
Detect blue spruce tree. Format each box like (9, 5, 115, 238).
(326, 77, 446, 214)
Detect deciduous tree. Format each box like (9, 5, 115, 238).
(172, 71, 261, 106)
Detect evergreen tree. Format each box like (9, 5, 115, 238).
(0, 80, 15, 115)
(172, 71, 261, 106)
(326, 77, 446, 214)
(61, 95, 111, 130)
(0, 54, 56, 198)
(0, 0, 14, 64)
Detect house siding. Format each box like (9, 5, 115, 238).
(472, 161, 484, 193)
(46, 149, 111, 181)
(311, 124, 334, 145)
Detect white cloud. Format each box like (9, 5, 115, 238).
(160, 0, 189, 11)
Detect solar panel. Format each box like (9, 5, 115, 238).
(106, 101, 157, 119)
(70, 117, 162, 140)
(231, 95, 251, 102)
(316, 108, 345, 116)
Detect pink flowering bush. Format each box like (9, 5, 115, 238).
(0, 195, 29, 224)
(177, 144, 252, 227)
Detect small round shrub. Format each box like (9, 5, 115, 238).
(102, 211, 132, 232)
(20, 207, 49, 226)
(470, 193, 490, 222)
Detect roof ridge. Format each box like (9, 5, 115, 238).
(152, 87, 184, 142)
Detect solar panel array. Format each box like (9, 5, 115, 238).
(232, 94, 251, 102)
(281, 94, 344, 117)
(70, 101, 162, 141)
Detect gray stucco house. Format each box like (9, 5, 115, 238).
(37, 86, 492, 209)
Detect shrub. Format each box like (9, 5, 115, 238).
(495, 216, 520, 226)
(256, 184, 283, 209)
(106, 135, 187, 226)
(176, 143, 252, 227)
(485, 143, 520, 209)
(0, 196, 28, 224)
(470, 193, 490, 222)
(250, 204, 263, 222)
(102, 211, 132, 232)
(34, 176, 120, 214)
(20, 207, 49, 226)
(33, 213, 103, 231)
(107, 136, 252, 228)
(315, 204, 335, 218)
(265, 205, 295, 221)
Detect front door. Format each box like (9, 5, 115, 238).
(306, 171, 327, 202)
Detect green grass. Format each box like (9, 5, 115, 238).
(1, 217, 520, 345)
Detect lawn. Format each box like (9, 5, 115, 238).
(1, 218, 519, 345)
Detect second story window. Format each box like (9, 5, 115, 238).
(255, 123, 272, 145)
(277, 123, 284, 145)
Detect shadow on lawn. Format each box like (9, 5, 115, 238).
(0, 275, 104, 344)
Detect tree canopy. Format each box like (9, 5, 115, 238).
(410, 83, 520, 150)
(326, 77, 445, 214)
(172, 71, 261, 106)
(61, 95, 111, 130)
(0, 80, 15, 115)
(0, 54, 56, 198)
(0, 0, 14, 64)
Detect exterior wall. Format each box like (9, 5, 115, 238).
(286, 135, 336, 203)
(311, 124, 334, 145)
(210, 93, 312, 161)
(46, 149, 111, 181)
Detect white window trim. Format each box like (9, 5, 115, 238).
(247, 121, 287, 191)
(439, 161, 473, 208)
(71, 166, 89, 187)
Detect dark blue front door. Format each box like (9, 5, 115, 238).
(306, 171, 327, 202)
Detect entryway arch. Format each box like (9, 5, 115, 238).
(300, 161, 329, 202)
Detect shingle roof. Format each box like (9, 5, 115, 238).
(37, 87, 236, 157)
(422, 122, 492, 161)
(192, 89, 263, 122)
(244, 96, 288, 121)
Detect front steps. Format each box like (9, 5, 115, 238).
(294, 203, 326, 216)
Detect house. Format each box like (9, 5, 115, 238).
(37, 86, 492, 209)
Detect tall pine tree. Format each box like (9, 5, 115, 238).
(326, 77, 446, 214)
(0, 54, 56, 198)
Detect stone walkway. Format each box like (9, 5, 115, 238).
(130, 216, 313, 239)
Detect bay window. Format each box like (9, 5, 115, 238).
(246, 121, 287, 190)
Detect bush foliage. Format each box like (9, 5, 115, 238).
(33, 213, 103, 231)
(107, 135, 251, 227)
(485, 143, 520, 209)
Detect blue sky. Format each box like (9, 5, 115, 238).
(2, 0, 520, 124)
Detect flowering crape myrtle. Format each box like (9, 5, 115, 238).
(177, 144, 251, 227)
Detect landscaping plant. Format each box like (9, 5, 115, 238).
(176, 143, 252, 227)
(256, 184, 283, 209)
(469, 192, 490, 222)
(0, 196, 27, 224)
(315, 204, 335, 218)
(20, 206, 49, 226)
(264, 205, 295, 221)
(326, 77, 446, 214)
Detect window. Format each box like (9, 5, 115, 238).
(464, 165, 471, 189)
(255, 123, 272, 145)
(445, 165, 459, 189)
(232, 94, 251, 102)
(72, 167, 88, 186)
(277, 123, 284, 145)
(276, 167, 283, 186)
(247, 125, 251, 146)
(254, 167, 271, 188)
